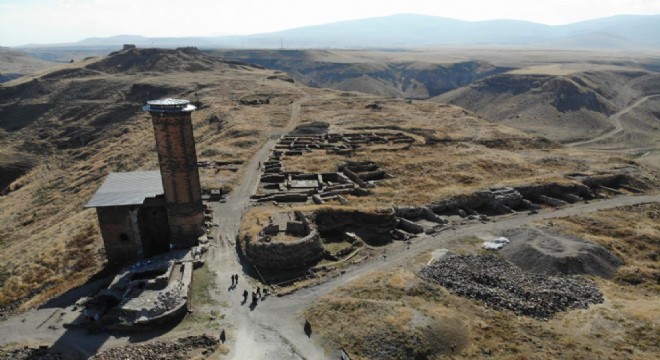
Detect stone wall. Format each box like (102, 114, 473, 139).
(315, 209, 397, 245)
(515, 183, 593, 203)
(244, 230, 324, 272)
(96, 206, 143, 267)
(394, 206, 447, 223)
(149, 110, 204, 248)
(428, 187, 526, 214)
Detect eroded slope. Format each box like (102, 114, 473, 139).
(0, 47, 302, 312)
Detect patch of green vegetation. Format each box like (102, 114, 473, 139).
(190, 266, 219, 306)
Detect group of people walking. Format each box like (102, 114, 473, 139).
(231, 274, 268, 306)
(242, 286, 268, 305)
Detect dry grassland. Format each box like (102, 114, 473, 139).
(552, 203, 660, 291)
(2, 48, 657, 317)
(273, 92, 646, 209)
(307, 264, 659, 359)
(0, 55, 302, 311)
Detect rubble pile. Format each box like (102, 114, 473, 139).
(420, 254, 603, 319)
(90, 335, 219, 360)
(0, 348, 63, 360)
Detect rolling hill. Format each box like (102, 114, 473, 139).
(16, 13, 660, 50)
(434, 70, 660, 145)
(0, 45, 658, 360)
(0, 47, 58, 82)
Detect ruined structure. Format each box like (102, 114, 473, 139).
(251, 131, 406, 204)
(144, 99, 204, 249)
(84, 250, 195, 330)
(244, 211, 324, 273)
(87, 99, 204, 266)
(85, 171, 169, 266)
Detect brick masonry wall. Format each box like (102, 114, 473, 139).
(97, 206, 143, 266)
(150, 112, 204, 248)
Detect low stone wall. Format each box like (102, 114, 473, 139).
(315, 209, 397, 245)
(245, 230, 324, 272)
(397, 218, 424, 234)
(515, 183, 593, 203)
(582, 173, 647, 191)
(395, 206, 446, 223)
(428, 187, 525, 214)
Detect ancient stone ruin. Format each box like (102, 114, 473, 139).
(243, 211, 324, 275)
(81, 250, 198, 331)
(82, 99, 211, 330)
(86, 99, 205, 266)
(251, 128, 410, 204)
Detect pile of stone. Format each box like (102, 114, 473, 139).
(0, 347, 63, 360)
(420, 254, 603, 319)
(90, 335, 219, 360)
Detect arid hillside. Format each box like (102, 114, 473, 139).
(0, 46, 303, 313)
(2, 46, 659, 316)
(209, 49, 660, 156)
(434, 70, 660, 145)
(0, 47, 58, 82)
(0, 46, 659, 360)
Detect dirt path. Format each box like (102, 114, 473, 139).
(567, 94, 660, 147)
(203, 87, 319, 359)
(0, 189, 656, 358)
(255, 194, 660, 324)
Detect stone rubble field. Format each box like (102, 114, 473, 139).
(0, 348, 63, 360)
(89, 335, 220, 360)
(420, 254, 603, 319)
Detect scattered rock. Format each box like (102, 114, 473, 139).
(420, 254, 603, 319)
(0, 348, 63, 360)
(89, 335, 219, 360)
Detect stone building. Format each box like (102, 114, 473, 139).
(86, 99, 204, 266)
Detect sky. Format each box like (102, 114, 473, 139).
(1, 0, 659, 46)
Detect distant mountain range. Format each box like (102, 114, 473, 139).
(18, 13, 660, 50)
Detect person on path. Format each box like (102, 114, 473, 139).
(304, 319, 312, 337)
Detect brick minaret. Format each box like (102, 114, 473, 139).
(144, 99, 203, 248)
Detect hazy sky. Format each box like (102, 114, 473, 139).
(1, 0, 659, 46)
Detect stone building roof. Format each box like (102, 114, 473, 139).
(85, 171, 163, 208)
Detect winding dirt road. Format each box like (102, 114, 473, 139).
(567, 94, 660, 147)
